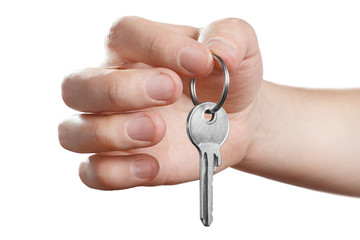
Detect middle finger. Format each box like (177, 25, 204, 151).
(61, 67, 183, 113)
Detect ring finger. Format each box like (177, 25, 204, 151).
(58, 111, 166, 153)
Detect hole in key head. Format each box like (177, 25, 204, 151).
(203, 109, 216, 123)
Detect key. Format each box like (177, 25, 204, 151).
(186, 101, 229, 226)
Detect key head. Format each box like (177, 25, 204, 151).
(186, 102, 229, 149)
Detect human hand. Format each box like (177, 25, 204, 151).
(58, 16, 263, 190)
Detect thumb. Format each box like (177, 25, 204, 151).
(199, 18, 258, 71)
(198, 18, 263, 112)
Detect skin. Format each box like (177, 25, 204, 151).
(58, 16, 360, 197)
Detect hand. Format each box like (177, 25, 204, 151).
(58, 16, 263, 190)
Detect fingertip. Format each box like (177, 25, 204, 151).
(179, 45, 213, 77)
(143, 111, 166, 144)
(205, 38, 245, 71)
(131, 154, 160, 180)
(200, 18, 258, 71)
(156, 68, 183, 103)
(143, 68, 183, 108)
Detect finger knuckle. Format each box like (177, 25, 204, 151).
(57, 120, 69, 150)
(222, 18, 251, 28)
(92, 162, 114, 190)
(105, 71, 125, 108)
(147, 33, 164, 59)
(61, 71, 77, 107)
(91, 120, 109, 148)
(58, 118, 78, 152)
(62, 69, 88, 108)
(214, 18, 255, 35)
(95, 169, 113, 190)
(106, 16, 139, 49)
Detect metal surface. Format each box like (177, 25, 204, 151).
(190, 54, 229, 113)
(186, 102, 229, 226)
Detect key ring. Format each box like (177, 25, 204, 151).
(190, 54, 229, 113)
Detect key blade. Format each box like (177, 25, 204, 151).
(200, 150, 214, 226)
(187, 102, 229, 227)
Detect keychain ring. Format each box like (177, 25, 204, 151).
(190, 54, 229, 113)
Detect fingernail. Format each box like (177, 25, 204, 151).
(146, 74, 174, 101)
(131, 159, 154, 179)
(127, 117, 154, 141)
(205, 39, 237, 60)
(179, 47, 210, 74)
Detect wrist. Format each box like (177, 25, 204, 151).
(233, 80, 276, 168)
(225, 80, 265, 168)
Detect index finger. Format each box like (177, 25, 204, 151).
(104, 16, 213, 78)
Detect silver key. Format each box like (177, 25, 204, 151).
(186, 101, 229, 226)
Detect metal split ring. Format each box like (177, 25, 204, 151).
(190, 54, 229, 113)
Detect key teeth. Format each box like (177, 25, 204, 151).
(217, 153, 222, 167)
(214, 151, 222, 168)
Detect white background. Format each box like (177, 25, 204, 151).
(1, 0, 359, 239)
